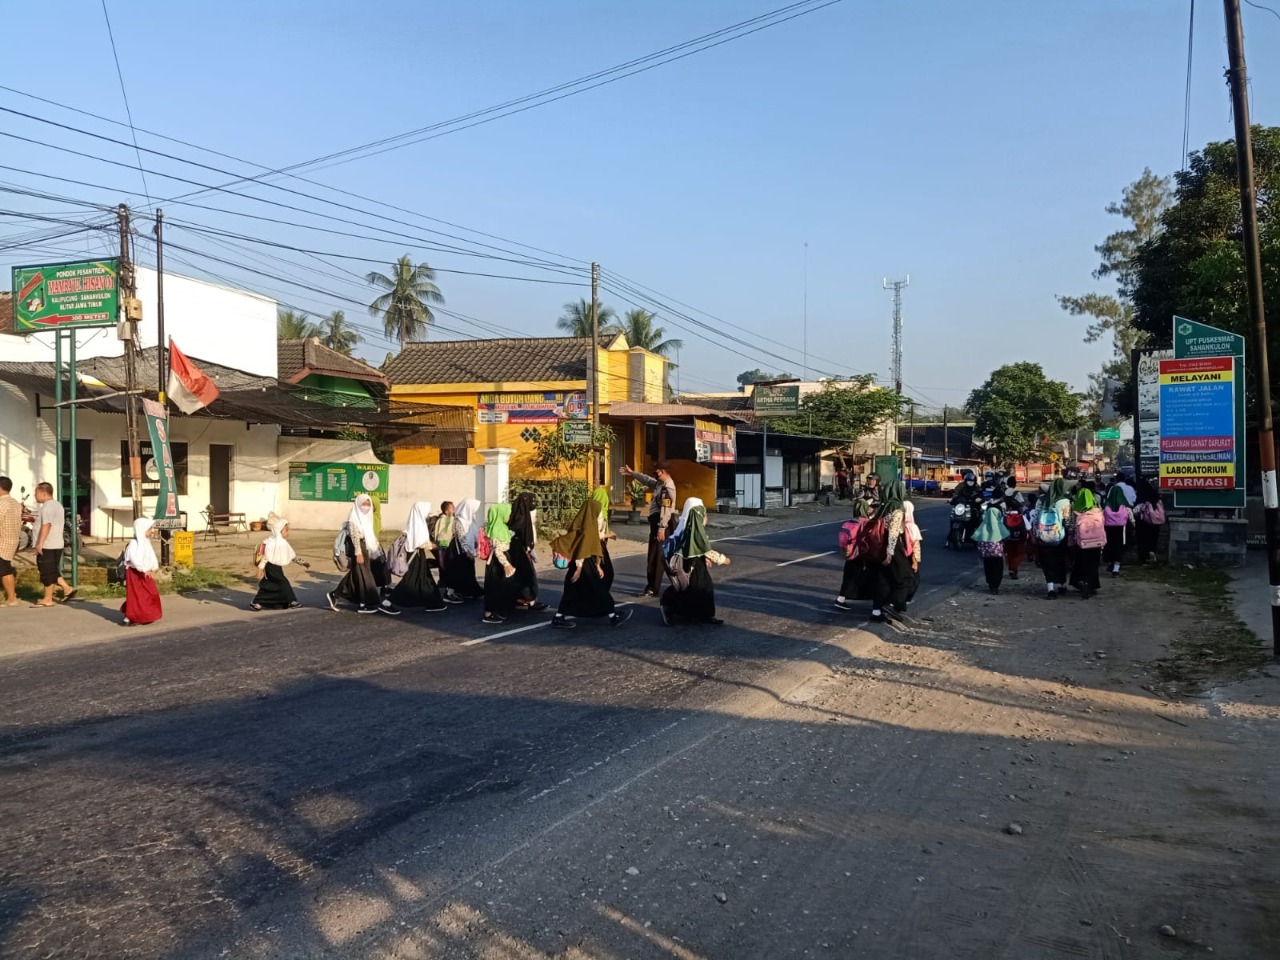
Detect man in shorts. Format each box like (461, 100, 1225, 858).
(0, 476, 20, 607)
(32, 482, 73, 606)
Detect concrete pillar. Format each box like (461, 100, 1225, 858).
(478, 448, 515, 505)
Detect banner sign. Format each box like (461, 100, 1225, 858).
(288, 462, 389, 503)
(12, 259, 120, 331)
(752, 384, 800, 416)
(141, 398, 183, 526)
(477, 392, 586, 424)
(694, 418, 736, 463)
(1167, 316, 1246, 508)
(562, 420, 593, 445)
(1134, 347, 1173, 481)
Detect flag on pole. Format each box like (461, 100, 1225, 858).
(166, 339, 220, 414)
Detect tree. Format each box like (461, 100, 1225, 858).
(618, 308, 683, 356)
(316, 310, 363, 356)
(965, 363, 1083, 465)
(765, 375, 902, 441)
(277, 309, 317, 340)
(366, 255, 445, 344)
(736, 368, 793, 387)
(1131, 126, 1279, 389)
(556, 299, 617, 337)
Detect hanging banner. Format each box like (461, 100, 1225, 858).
(1133, 347, 1173, 481)
(477, 392, 581, 424)
(11, 259, 120, 331)
(694, 418, 736, 463)
(141, 398, 183, 527)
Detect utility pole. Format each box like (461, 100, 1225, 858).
(883, 276, 909, 396)
(909, 400, 916, 478)
(802, 241, 809, 380)
(155, 209, 166, 405)
(118, 204, 143, 521)
(943, 405, 949, 473)
(589, 261, 600, 486)
(1224, 0, 1279, 656)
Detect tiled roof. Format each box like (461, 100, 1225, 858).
(0, 292, 13, 336)
(278, 337, 386, 385)
(384, 337, 590, 386)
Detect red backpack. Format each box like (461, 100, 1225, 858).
(857, 515, 889, 564)
(837, 519, 863, 558)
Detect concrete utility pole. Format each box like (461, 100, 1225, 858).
(155, 209, 166, 406)
(590, 261, 600, 486)
(883, 276, 909, 396)
(118, 204, 144, 521)
(1223, 0, 1279, 656)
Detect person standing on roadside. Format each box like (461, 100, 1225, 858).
(32, 482, 73, 606)
(0, 476, 21, 607)
(621, 461, 676, 598)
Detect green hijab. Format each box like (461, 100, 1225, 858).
(1105, 484, 1128, 510)
(682, 505, 711, 559)
(1074, 488, 1096, 512)
(1045, 478, 1071, 507)
(875, 480, 907, 519)
(851, 498, 870, 519)
(972, 504, 1008, 543)
(591, 486, 610, 528)
(485, 503, 513, 544)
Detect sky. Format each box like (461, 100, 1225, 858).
(2, 0, 1278, 410)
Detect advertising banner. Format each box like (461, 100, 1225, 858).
(562, 420, 594, 445)
(752, 384, 800, 416)
(1167, 317, 1246, 508)
(12, 259, 120, 331)
(288, 462, 389, 503)
(477, 392, 584, 424)
(141, 398, 183, 526)
(1134, 347, 1173, 481)
(694, 418, 736, 463)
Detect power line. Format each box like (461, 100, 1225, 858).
(1182, 0, 1195, 170)
(1243, 0, 1280, 22)
(98, 0, 151, 207)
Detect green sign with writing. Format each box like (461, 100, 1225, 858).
(11, 259, 120, 331)
(1095, 427, 1121, 441)
(753, 383, 800, 416)
(141, 398, 183, 528)
(562, 420, 594, 445)
(288, 462, 389, 503)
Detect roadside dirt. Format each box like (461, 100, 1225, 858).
(350, 571, 1279, 959)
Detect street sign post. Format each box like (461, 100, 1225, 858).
(12, 259, 120, 331)
(563, 420, 593, 445)
(752, 384, 800, 416)
(1095, 427, 1121, 441)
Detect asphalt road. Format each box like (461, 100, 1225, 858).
(0, 501, 975, 959)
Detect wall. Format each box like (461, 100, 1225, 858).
(665, 460, 717, 510)
(1166, 517, 1248, 569)
(278, 437, 483, 530)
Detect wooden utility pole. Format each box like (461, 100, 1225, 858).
(118, 204, 144, 521)
(942, 405, 949, 471)
(155, 209, 167, 405)
(590, 261, 600, 486)
(1224, 0, 1279, 656)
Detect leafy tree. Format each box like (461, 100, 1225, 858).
(556, 299, 617, 338)
(618, 308, 683, 356)
(736, 368, 793, 387)
(277, 309, 317, 340)
(765, 375, 902, 441)
(366, 255, 445, 344)
(316, 310, 363, 356)
(1131, 126, 1279, 396)
(965, 363, 1082, 465)
(530, 424, 616, 480)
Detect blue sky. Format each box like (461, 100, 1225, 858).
(3, 0, 1277, 408)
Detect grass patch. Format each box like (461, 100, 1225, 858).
(1127, 563, 1267, 690)
(16, 565, 245, 603)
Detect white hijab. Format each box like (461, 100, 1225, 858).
(124, 517, 159, 573)
(671, 497, 705, 542)
(346, 493, 380, 556)
(903, 500, 923, 539)
(404, 501, 434, 553)
(454, 498, 482, 557)
(262, 515, 296, 567)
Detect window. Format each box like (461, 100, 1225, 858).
(439, 448, 469, 465)
(121, 441, 188, 498)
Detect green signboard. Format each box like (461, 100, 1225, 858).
(562, 420, 594, 445)
(1095, 427, 1121, 441)
(11, 259, 120, 331)
(288, 462, 389, 503)
(141, 398, 184, 529)
(753, 383, 800, 416)
(1168, 316, 1246, 510)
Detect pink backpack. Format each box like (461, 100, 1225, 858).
(837, 519, 863, 558)
(1075, 509, 1107, 550)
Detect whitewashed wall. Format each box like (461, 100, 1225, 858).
(276, 438, 484, 531)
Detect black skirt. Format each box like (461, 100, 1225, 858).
(1103, 525, 1127, 563)
(600, 543, 615, 592)
(558, 557, 617, 618)
(839, 557, 877, 601)
(484, 551, 521, 613)
(253, 562, 297, 608)
(1071, 548, 1102, 592)
(874, 540, 914, 611)
(510, 535, 539, 602)
(440, 541, 484, 598)
(661, 557, 717, 623)
(334, 559, 380, 608)
(1038, 543, 1069, 584)
(390, 550, 445, 610)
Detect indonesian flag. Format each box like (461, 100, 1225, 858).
(167, 339, 220, 414)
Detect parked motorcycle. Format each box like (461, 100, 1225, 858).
(17, 488, 35, 551)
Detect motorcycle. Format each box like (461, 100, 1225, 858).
(947, 501, 971, 549)
(17, 488, 35, 551)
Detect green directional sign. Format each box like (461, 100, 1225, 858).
(1095, 428, 1121, 441)
(11, 259, 120, 331)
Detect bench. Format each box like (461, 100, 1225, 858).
(201, 509, 248, 540)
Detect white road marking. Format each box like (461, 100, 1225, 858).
(776, 550, 835, 567)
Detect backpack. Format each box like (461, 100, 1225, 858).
(1075, 509, 1107, 550)
(837, 519, 863, 558)
(476, 527, 493, 561)
(1140, 500, 1166, 525)
(332, 523, 351, 572)
(114, 550, 127, 583)
(1036, 505, 1065, 545)
(388, 533, 410, 578)
(1004, 510, 1026, 541)
(857, 515, 889, 564)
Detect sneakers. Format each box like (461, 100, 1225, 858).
(482, 612, 507, 625)
(833, 598, 853, 611)
(425, 603, 447, 613)
(701, 617, 725, 626)
(378, 600, 402, 616)
(550, 615, 576, 630)
(1045, 590, 1057, 600)
(638, 589, 657, 598)
(527, 601, 549, 612)
(357, 604, 378, 615)
(288, 600, 302, 609)
(870, 609, 885, 623)
(442, 591, 464, 605)
(326, 591, 340, 612)
(609, 608, 633, 627)
(249, 602, 263, 612)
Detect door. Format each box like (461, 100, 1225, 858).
(736, 473, 761, 510)
(209, 445, 233, 514)
(59, 439, 92, 534)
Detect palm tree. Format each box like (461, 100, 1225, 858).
(277, 308, 317, 340)
(619, 308, 683, 356)
(317, 310, 363, 356)
(557, 298, 618, 338)
(366, 255, 445, 344)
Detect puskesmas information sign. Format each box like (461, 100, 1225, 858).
(11, 259, 120, 331)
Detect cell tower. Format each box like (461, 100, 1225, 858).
(883, 276, 909, 395)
